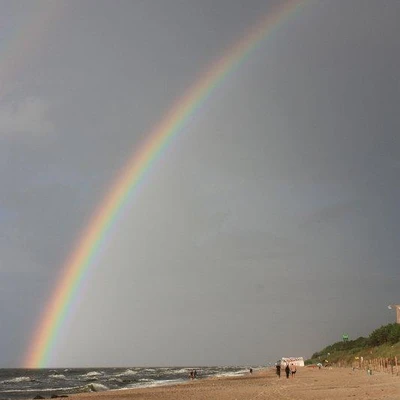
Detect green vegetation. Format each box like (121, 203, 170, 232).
(306, 324, 400, 365)
(369, 323, 400, 346)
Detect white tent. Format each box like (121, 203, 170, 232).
(280, 357, 304, 367)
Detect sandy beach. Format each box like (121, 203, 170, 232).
(69, 367, 400, 400)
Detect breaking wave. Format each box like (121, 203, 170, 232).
(2, 377, 33, 384)
(126, 378, 184, 389)
(214, 369, 248, 378)
(80, 371, 103, 378)
(49, 374, 67, 380)
(115, 369, 138, 377)
(83, 383, 109, 392)
(1, 386, 81, 393)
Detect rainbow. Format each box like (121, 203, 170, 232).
(24, 0, 306, 368)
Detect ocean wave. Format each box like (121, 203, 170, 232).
(115, 369, 138, 377)
(174, 368, 190, 374)
(0, 385, 82, 393)
(49, 374, 67, 380)
(126, 378, 184, 389)
(214, 369, 248, 378)
(1, 377, 34, 384)
(80, 377, 99, 382)
(80, 371, 103, 378)
(83, 383, 109, 392)
(106, 377, 124, 384)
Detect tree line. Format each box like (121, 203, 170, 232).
(310, 323, 400, 360)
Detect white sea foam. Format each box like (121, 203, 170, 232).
(80, 371, 103, 377)
(1, 376, 33, 384)
(125, 378, 184, 389)
(49, 374, 67, 380)
(1, 385, 81, 393)
(84, 383, 109, 392)
(214, 369, 248, 378)
(175, 368, 190, 374)
(107, 377, 124, 384)
(115, 369, 138, 377)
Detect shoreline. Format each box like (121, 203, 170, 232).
(80, 368, 259, 393)
(67, 367, 400, 400)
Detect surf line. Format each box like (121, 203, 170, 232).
(25, 0, 307, 368)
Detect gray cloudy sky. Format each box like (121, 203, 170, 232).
(0, 0, 399, 367)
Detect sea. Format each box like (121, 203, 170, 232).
(0, 366, 262, 400)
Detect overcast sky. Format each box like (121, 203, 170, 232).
(0, 0, 399, 367)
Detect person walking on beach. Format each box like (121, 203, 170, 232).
(285, 363, 290, 379)
(290, 363, 297, 378)
(275, 362, 281, 378)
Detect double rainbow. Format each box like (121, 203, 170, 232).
(24, 0, 306, 368)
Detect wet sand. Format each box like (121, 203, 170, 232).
(70, 367, 400, 400)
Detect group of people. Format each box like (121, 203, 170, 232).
(189, 369, 197, 379)
(275, 361, 297, 378)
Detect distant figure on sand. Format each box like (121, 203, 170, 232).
(275, 362, 281, 378)
(290, 363, 297, 377)
(285, 363, 290, 379)
(249, 368, 253, 374)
